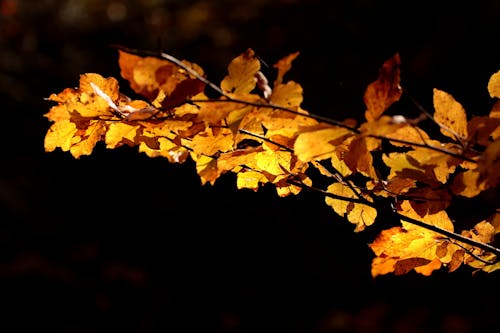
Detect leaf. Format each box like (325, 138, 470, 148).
(188, 126, 235, 156)
(433, 88, 468, 140)
(467, 115, 500, 147)
(450, 169, 488, 197)
(220, 48, 261, 95)
(325, 183, 377, 232)
(294, 126, 352, 162)
(44, 47, 500, 277)
(118, 50, 205, 107)
(69, 120, 106, 157)
(477, 138, 500, 188)
(341, 136, 378, 178)
(488, 69, 500, 98)
(44, 120, 78, 153)
(369, 201, 456, 277)
(364, 53, 402, 122)
(460, 219, 499, 272)
(269, 81, 304, 109)
(105, 123, 139, 148)
(273, 51, 300, 86)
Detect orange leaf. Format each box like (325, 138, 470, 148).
(369, 201, 456, 277)
(364, 53, 402, 122)
(273, 51, 299, 86)
(118, 50, 205, 106)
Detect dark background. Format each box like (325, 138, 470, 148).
(1, 0, 499, 332)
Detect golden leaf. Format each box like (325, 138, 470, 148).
(294, 126, 352, 162)
(369, 201, 455, 277)
(220, 48, 260, 95)
(433, 88, 468, 140)
(325, 183, 376, 232)
(487, 69, 500, 98)
(105, 123, 139, 148)
(44, 120, 78, 153)
(269, 81, 303, 109)
(450, 169, 488, 197)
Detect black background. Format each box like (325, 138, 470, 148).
(1, 0, 499, 332)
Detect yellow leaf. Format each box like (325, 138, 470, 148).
(369, 201, 455, 277)
(237, 170, 268, 191)
(294, 126, 352, 162)
(221, 48, 260, 95)
(325, 182, 376, 232)
(188, 127, 234, 156)
(69, 120, 106, 158)
(44, 120, 78, 153)
(269, 81, 303, 109)
(450, 169, 488, 197)
(399, 200, 454, 231)
(105, 123, 139, 149)
(433, 88, 468, 140)
(194, 155, 220, 185)
(325, 183, 350, 216)
(488, 69, 500, 98)
(347, 201, 377, 232)
(255, 150, 291, 177)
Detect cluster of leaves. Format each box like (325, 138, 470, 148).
(44, 46, 500, 277)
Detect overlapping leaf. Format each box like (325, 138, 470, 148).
(44, 47, 500, 277)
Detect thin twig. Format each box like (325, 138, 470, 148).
(287, 179, 376, 207)
(238, 129, 293, 152)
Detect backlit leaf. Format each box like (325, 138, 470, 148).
(433, 88, 468, 140)
(364, 53, 402, 122)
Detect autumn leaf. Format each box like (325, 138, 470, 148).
(220, 48, 261, 95)
(43, 47, 500, 278)
(433, 88, 468, 141)
(450, 169, 488, 198)
(364, 53, 402, 122)
(325, 182, 377, 232)
(477, 138, 500, 188)
(488, 69, 500, 98)
(340, 136, 379, 179)
(369, 200, 456, 277)
(294, 125, 352, 162)
(44, 120, 78, 153)
(273, 51, 300, 86)
(118, 50, 205, 106)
